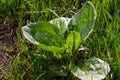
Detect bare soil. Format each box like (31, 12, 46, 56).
(0, 24, 17, 79)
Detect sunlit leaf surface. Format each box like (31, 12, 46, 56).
(21, 21, 65, 53)
(65, 32, 81, 57)
(70, 57, 110, 80)
(68, 1, 96, 40)
(49, 17, 71, 34)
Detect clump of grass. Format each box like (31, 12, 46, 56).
(86, 0, 120, 79)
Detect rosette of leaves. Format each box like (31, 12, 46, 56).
(21, 1, 110, 80)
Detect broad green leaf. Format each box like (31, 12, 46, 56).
(21, 21, 65, 53)
(49, 17, 71, 34)
(65, 32, 74, 56)
(38, 44, 65, 53)
(68, 1, 96, 40)
(65, 32, 81, 56)
(70, 57, 110, 80)
(73, 32, 81, 51)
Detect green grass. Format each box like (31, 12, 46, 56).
(0, 0, 120, 80)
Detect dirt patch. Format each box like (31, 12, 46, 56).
(0, 24, 17, 79)
(0, 51, 9, 79)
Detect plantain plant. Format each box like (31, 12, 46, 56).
(21, 1, 110, 80)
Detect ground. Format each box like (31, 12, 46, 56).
(0, 24, 17, 79)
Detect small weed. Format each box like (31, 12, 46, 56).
(0, 0, 120, 80)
